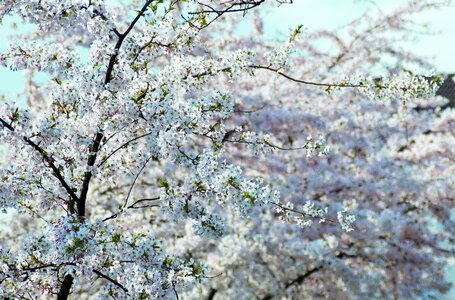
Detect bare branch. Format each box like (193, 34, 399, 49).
(127, 197, 160, 209)
(285, 266, 323, 289)
(97, 131, 155, 168)
(105, 0, 154, 85)
(184, 0, 266, 30)
(0, 117, 80, 209)
(189, 0, 265, 15)
(249, 65, 364, 88)
(123, 155, 154, 209)
(57, 274, 74, 300)
(80, 0, 155, 218)
(93, 269, 128, 293)
(272, 202, 337, 224)
(78, 131, 103, 217)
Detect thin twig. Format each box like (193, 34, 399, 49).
(97, 131, 155, 167)
(272, 202, 337, 224)
(249, 65, 363, 88)
(0, 117, 80, 207)
(123, 155, 154, 209)
(127, 197, 160, 208)
(93, 269, 128, 293)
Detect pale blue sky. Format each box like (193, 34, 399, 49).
(263, 1, 455, 72)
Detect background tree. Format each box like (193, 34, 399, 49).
(0, 0, 453, 299)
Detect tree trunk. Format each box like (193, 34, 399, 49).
(57, 274, 73, 300)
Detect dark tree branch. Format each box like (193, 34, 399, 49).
(78, 131, 103, 217)
(80, 0, 154, 219)
(97, 131, 154, 167)
(221, 137, 311, 151)
(188, 64, 364, 90)
(93, 269, 128, 293)
(0, 117, 80, 209)
(183, 0, 266, 30)
(285, 266, 323, 289)
(8, 263, 56, 273)
(101, 120, 139, 148)
(128, 204, 160, 209)
(102, 212, 120, 222)
(249, 65, 364, 88)
(105, 0, 154, 85)
(123, 155, 154, 209)
(190, 0, 265, 15)
(54, 4, 156, 297)
(207, 288, 217, 300)
(102, 197, 160, 222)
(128, 197, 160, 208)
(57, 274, 74, 300)
(131, 34, 176, 64)
(272, 202, 337, 224)
(173, 283, 180, 300)
(261, 266, 322, 300)
(195, 131, 315, 152)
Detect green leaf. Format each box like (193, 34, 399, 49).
(157, 177, 169, 189)
(290, 24, 304, 43)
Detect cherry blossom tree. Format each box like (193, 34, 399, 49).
(0, 0, 453, 299)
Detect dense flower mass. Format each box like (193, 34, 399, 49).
(0, 0, 454, 299)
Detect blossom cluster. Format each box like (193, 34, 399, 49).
(0, 0, 453, 299)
